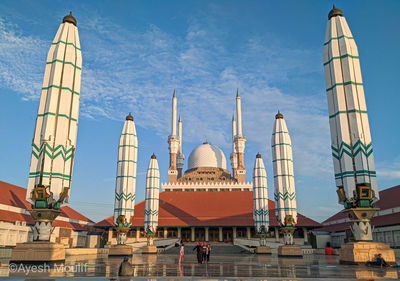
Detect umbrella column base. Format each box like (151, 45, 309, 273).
(11, 242, 65, 262)
(142, 245, 157, 254)
(108, 244, 133, 256)
(278, 245, 303, 257)
(255, 245, 271, 254)
(339, 241, 395, 264)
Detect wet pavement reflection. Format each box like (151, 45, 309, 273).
(2, 252, 399, 280)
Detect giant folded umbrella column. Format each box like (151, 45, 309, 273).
(271, 111, 302, 257)
(253, 153, 271, 254)
(323, 5, 394, 263)
(143, 154, 160, 254)
(109, 113, 138, 256)
(12, 12, 82, 262)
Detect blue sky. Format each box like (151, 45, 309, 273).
(1, 0, 399, 223)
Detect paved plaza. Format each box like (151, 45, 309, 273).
(1, 250, 399, 280)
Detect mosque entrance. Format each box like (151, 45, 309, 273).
(223, 228, 233, 242)
(195, 228, 205, 241)
(209, 228, 219, 242)
(236, 227, 247, 238)
(181, 228, 191, 242)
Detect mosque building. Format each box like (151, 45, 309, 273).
(94, 91, 321, 244)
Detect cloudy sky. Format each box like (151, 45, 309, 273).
(1, 0, 399, 222)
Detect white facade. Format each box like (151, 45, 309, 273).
(0, 221, 30, 247)
(113, 114, 138, 226)
(323, 9, 378, 203)
(162, 181, 252, 191)
(271, 112, 297, 225)
(0, 199, 92, 247)
(27, 14, 82, 205)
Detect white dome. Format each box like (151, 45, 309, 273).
(188, 142, 227, 170)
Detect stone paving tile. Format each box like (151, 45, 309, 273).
(3, 253, 400, 279)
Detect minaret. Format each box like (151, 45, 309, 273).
(168, 89, 179, 182)
(144, 154, 160, 247)
(272, 112, 297, 245)
(323, 5, 379, 241)
(235, 89, 246, 182)
(230, 113, 238, 179)
(253, 153, 269, 234)
(113, 113, 138, 244)
(25, 12, 82, 241)
(177, 114, 185, 178)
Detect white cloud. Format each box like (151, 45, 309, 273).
(0, 11, 331, 180)
(376, 156, 400, 180)
(0, 18, 47, 100)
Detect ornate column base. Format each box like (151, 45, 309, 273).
(142, 234, 157, 254)
(108, 244, 133, 256)
(116, 226, 130, 245)
(278, 227, 302, 257)
(256, 246, 271, 254)
(142, 245, 157, 254)
(11, 242, 65, 262)
(256, 232, 271, 254)
(340, 241, 395, 264)
(11, 209, 65, 262)
(109, 226, 132, 256)
(29, 209, 61, 241)
(340, 208, 395, 264)
(278, 245, 303, 257)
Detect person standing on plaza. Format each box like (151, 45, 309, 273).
(193, 242, 203, 264)
(202, 241, 207, 263)
(179, 243, 184, 264)
(207, 244, 211, 262)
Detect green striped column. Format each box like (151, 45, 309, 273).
(144, 154, 160, 234)
(113, 113, 138, 227)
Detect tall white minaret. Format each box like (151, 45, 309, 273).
(172, 89, 177, 136)
(230, 113, 238, 179)
(113, 113, 138, 233)
(323, 5, 378, 241)
(168, 89, 179, 182)
(235, 89, 246, 182)
(253, 153, 269, 234)
(144, 153, 160, 246)
(271, 112, 297, 228)
(26, 12, 82, 241)
(177, 113, 184, 178)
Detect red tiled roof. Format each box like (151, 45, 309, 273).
(317, 222, 352, 233)
(94, 190, 321, 228)
(0, 181, 31, 209)
(375, 185, 400, 210)
(95, 216, 114, 228)
(0, 180, 93, 230)
(53, 220, 91, 231)
(318, 185, 400, 232)
(59, 206, 93, 223)
(0, 209, 34, 225)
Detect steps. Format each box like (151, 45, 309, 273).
(162, 244, 249, 255)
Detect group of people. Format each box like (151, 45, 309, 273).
(193, 242, 211, 264)
(178, 241, 212, 264)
